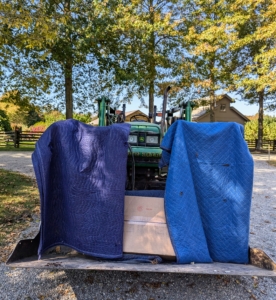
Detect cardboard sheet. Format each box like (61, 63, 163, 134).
(123, 196, 175, 257)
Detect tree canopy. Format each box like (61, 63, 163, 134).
(0, 109, 11, 131)
(0, 0, 275, 144)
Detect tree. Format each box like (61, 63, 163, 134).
(222, 0, 276, 149)
(131, 0, 184, 114)
(172, 0, 237, 121)
(0, 90, 43, 127)
(25, 110, 43, 127)
(0, 109, 12, 131)
(245, 115, 276, 140)
(0, 1, 134, 118)
(97, 0, 185, 114)
(1, 1, 189, 116)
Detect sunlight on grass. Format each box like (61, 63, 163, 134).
(0, 169, 40, 260)
(0, 143, 35, 151)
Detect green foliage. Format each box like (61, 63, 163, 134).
(245, 116, 276, 140)
(30, 111, 91, 130)
(244, 120, 258, 140)
(0, 92, 43, 127)
(109, 0, 185, 113)
(29, 110, 65, 131)
(0, 109, 11, 131)
(0, 0, 187, 116)
(73, 112, 91, 124)
(0, 0, 275, 121)
(25, 110, 43, 127)
(44, 110, 65, 126)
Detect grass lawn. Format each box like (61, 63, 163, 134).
(0, 143, 35, 151)
(267, 160, 276, 167)
(0, 169, 40, 262)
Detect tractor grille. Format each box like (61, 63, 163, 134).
(130, 156, 160, 164)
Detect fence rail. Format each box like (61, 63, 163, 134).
(0, 131, 44, 148)
(0, 131, 14, 144)
(245, 140, 276, 151)
(1, 130, 276, 151)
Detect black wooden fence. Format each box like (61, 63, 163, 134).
(1, 130, 276, 151)
(0, 130, 44, 148)
(245, 140, 276, 151)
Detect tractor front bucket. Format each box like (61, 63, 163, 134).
(6, 233, 276, 277)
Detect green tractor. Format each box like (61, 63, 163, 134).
(96, 86, 194, 190)
(6, 87, 276, 278)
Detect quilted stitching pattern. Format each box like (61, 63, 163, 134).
(32, 119, 130, 259)
(161, 121, 253, 264)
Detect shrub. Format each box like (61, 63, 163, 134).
(73, 112, 92, 124)
(245, 116, 276, 140)
(44, 111, 65, 126)
(29, 121, 47, 132)
(0, 109, 12, 131)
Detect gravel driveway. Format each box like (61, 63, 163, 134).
(0, 151, 275, 300)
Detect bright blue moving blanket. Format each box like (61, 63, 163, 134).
(160, 121, 253, 264)
(32, 119, 130, 259)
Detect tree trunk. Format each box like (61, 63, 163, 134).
(256, 90, 264, 150)
(64, 0, 73, 120)
(209, 58, 215, 122)
(65, 60, 73, 119)
(209, 90, 215, 122)
(149, 80, 154, 116)
(148, 0, 155, 116)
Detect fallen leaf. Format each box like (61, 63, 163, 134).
(260, 290, 267, 295)
(186, 282, 195, 288)
(84, 276, 94, 284)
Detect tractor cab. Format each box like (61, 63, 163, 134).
(96, 87, 195, 190)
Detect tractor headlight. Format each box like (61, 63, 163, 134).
(128, 135, 138, 144)
(146, 136, 159, 144)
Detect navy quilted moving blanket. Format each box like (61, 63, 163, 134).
(160, 121, 253, 264)
(32, 119, 130, 259)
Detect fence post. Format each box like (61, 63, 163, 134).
(255, 139, 258, 149)
(274, 140, 276, 151)
(13, 126, 21, 148)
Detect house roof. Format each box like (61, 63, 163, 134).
(191, 105, 210, 120)
(229, 107, 250, 121)
(90, 110, 148, 126)
(191, 94, 249, 122)
(116, 110, 146, 116)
